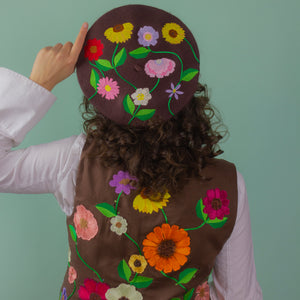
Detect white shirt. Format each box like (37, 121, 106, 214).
(0, 67, 263, 299)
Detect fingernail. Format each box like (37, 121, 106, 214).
(83, 22, 88, 29)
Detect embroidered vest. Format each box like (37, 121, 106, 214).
(59, 138, 238, 300)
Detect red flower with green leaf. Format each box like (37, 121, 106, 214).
(84, 38, 104, 61)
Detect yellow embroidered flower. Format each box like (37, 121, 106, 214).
(104, 23, 134, 43)
(133, 188, 170, 214)
(128, 254, 148, 274)
(162, 23, 185, 44)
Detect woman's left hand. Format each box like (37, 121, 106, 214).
(29, 22, 88, 92)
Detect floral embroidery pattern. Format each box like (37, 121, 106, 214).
(104, 23, 134, 44)
(74, 205, 98, 241)
(166, 83, 184, 100)
(60, 287, 67, 300)
(144, 58, 176, 78)
(109, 170, 137, 195)
(110, 215, 128, 236)
(84, 38, 104, 61)
(162, 23, 186, 44)
(78, 278, 110, 300)
(128, 254, 148, 274)
(133, 188, 170, 214)
(195, 281, 210, 300)
(97, 77, 120, 100)
(68, 266, 77, 284)
(203, 188, 230, 220)
(138, 26, 159, 47)
(131, 88, 152, 106)
(142, 223, 191, 273)
(105, 283, 143, 300)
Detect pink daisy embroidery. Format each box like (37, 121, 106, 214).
(73, 205, 98, 241)
(195, 281, 210, 300)
(97, 77, 120, 100)
(68, 266, 77, 284)
(144, 58, 176, 78)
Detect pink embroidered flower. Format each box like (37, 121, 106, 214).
(145, 58, 176, 78)
(138, 26, 159, 47)
(73, 205, 98, 240)
(68, 266, 77, 284)
(203, 188, 230, 220)
(109, 170, 137, 195)
(78, 278, 110, 300)
(97, 77, 120, 100)
(195, 281, 210, 300)
(166, 83, 184, 100)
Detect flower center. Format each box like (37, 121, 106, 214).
(113, 24, 124, 32)
(158, 239, 176, 258)
(137, 93, 145, 101)
(173, 89, 177, 93)
(198, 288, 205, 297)
(105, 85, 112, 92)
(90, 293, 102, 300)
(115, 222, 123, 228)
(211, 198, 222, 210)
(119, 297, 129, 300)
(144, 33, 152, 41)
(89, 46, 98, 53)
(79, 218, 88, 229)
(119, 178, 131, 185)
(155, 59, 163, 65)
(169, 29, 178, 38)
(134, 259, 142, 267)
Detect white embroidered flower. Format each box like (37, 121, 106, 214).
(110, 216, 128, 236)
(105, 283, 143, 300)
(68, 248, 71, 262)
(131, 88, 152, 106)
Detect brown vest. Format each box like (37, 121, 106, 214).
(59, 139, 238, 300)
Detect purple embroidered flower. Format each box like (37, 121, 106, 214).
(166, 83, 184, 100)
(138, 26, 159, 47)
(60, 287, 67, 300)
(145, 58, 176, 78)
(109, 171, 137, 195)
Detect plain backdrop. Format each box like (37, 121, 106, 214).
(0, 0, 299, 299)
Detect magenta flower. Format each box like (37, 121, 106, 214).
(97, 77, 120, 100)
(145, 58, 176, 78)
(60, 288, 67, 300)
(166, 83, 184, 100)
(138, 26, 159, 47)
(203, 188, 230, 220)
(78, 278, 110, 300)
(109, 171, 137, 195)
(195, 281, 210, 300)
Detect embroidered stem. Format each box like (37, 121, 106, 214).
(161, 208, 168, 223)
(89, 61, 105, 77)
(167, 96, 175, 116)
(130, 272, 139, 285)
(112, 44, 137, 90)
(75, 242, 104, 282)
(184, 38, 200, 63)
(124, 233, 142, 255)
(115, 191, 123, 213)
(150, 78, 160, 93)
(67, 281, 76, 300)
(88, 91, 97, 101)
(160, 271, 187, 291)
(128, 105, 141, 125)
(184, 221, 206, 231)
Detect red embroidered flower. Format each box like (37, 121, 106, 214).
(84, 38, 104, 61)
(203, 188, 230, 220)
(78, 278, 110, 300)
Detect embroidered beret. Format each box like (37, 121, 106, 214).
(76, 4, 200, 126)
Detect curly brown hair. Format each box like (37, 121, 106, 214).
(79, 83, 228, 198)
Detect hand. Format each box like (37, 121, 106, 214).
(29, 22, 88, 91)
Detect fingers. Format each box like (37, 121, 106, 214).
(70, 22, 89, 61)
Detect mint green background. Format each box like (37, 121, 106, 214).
(0, 0, 299, 299)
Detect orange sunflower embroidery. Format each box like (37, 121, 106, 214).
(142, 223, 190, 273)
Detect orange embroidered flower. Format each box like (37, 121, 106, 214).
(142, 223, 190, 273)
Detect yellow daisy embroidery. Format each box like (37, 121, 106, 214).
(133, 188, 170, 214)
(128, 254, 148, 274)
(104, 22, 134, 43)
(162, 23, 185, 44)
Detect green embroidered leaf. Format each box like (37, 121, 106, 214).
(196, 199, 208, 221)
(69, 225, 77, 243)
(96, 203, 117, 218)
(118, 259, 131, 282)
(129, 47, 151, 59)
(177, 268, 198, 284)
(183, 288, 195, 300)
(123, 94, 135, 115)
(131, 276, 153, 288)
(135, 109, 156, 121)
(95, 59, 113, 71)
(114, 48, 127, 67)
(207, 217, 228, 228)
(181, 68, 199, 82)
(90, 69, 99, 90)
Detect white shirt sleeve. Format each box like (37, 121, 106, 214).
(209, 171, 263, 299)
(0, 67, 86, 216)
